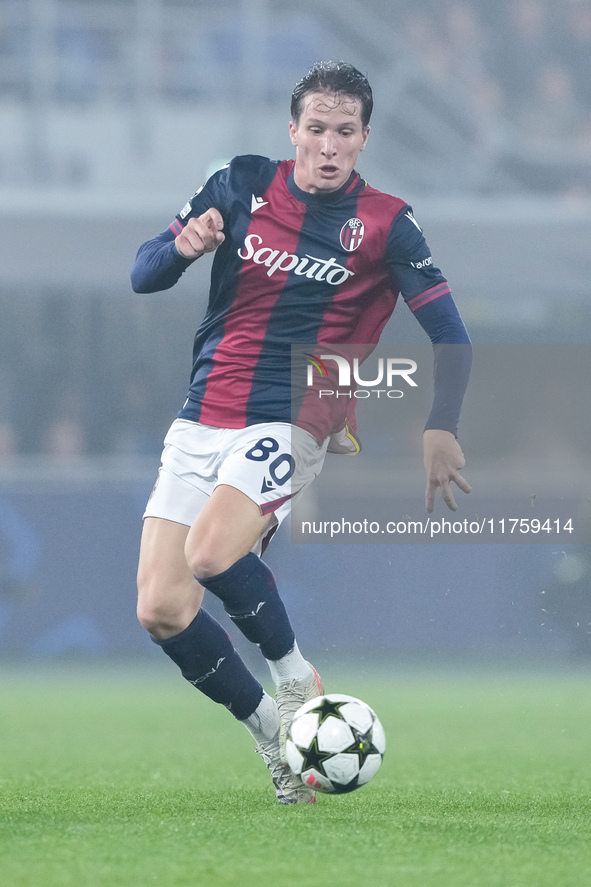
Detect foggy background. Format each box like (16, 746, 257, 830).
(0, 0, 590, 668)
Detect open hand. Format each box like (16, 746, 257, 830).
(423, 429, 471, 513)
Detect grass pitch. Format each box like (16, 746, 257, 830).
(0, 664, 590, 887)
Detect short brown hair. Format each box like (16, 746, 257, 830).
(291, 61, 373, 128)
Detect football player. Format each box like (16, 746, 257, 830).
(131, 61, 471, 803)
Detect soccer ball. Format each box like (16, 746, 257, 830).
(285, 693, 386, 794)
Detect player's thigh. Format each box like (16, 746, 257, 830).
(185, 484, 272, 578)
(137, 517, 204, 631)
(138, 516, 193, 590)
(185, 423, 326, 576)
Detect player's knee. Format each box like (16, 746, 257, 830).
(136, 595, 192, 638)
(136, 592, 166, 635)
(184, 539, 229, 580)
(136, 573, 186, 637)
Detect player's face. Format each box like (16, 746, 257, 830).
(289, 92, 369, 194)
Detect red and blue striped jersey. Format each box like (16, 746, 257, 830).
(131, 155, 471, 440)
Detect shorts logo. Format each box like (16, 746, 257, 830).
(340, 218, 365, 252)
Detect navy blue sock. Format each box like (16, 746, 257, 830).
(152, 608, 263, 721)
(197, 553, 295, 661)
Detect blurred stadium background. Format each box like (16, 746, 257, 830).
(0, 0, 590, 667)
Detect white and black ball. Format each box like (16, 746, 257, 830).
(285, 693, 386, 794)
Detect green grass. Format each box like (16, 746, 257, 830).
(1, 664, 590, 887)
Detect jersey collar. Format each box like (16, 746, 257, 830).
(286, 167, 361, 205)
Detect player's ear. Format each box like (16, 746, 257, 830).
(360, 126, 370, 150)
(289, 120, 298, 147)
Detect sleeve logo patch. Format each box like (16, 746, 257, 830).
(340, 218, 365, 252)
(179, 201, 193, 219)
(404, 210, 423, 232)
(410, 256, 433, 269)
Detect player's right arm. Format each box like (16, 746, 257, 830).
(131, 163, 231, 294)
(130, 208, 225, 294)
(174, 208, 225, 260)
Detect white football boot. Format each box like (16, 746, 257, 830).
(276, 663, 323, 764)
(255, 730, 316, 804)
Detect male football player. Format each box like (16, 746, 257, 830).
(131, 61, 472, 804)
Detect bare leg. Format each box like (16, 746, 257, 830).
(137, 516, 203, 639)
(184, 483, 272, 578)
(137, 512, 267, 720)
(136, 489, 316, 803)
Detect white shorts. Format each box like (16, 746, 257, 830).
(144, 419, 328, 533)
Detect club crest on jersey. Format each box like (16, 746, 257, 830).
(340, 218, 365, 252)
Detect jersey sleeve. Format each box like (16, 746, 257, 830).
(386, 205, 472, 436)
(130, 163, 232, 294)
(385, 205, 451, 309)
(168, 162, 232, 238)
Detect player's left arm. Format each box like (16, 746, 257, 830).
(422, 428, 471, 513)
(413, 296, 472, 512)
(386, 207, 472, 511)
